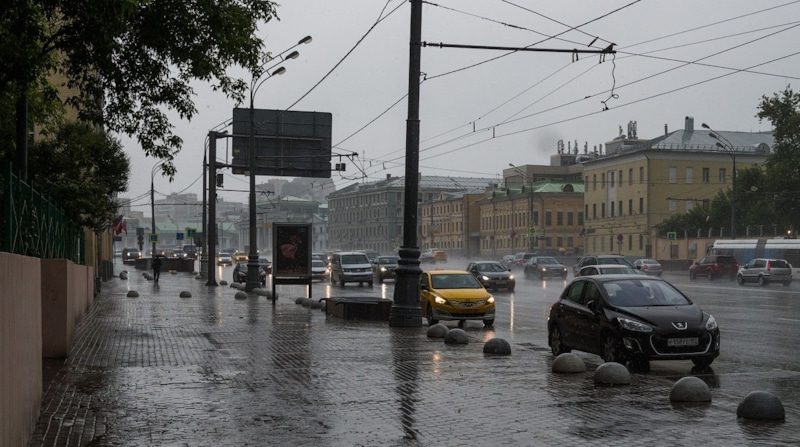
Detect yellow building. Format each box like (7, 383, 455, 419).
(582, 117, 773, 259)
(477, 180, 585, 259)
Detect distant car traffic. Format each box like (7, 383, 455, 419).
(633, 259, 663, 276)
(689, 255, 738, 281)
(523, 256, 568, 280)
(547, 275, 720, 370)
(736, 258, 792, 286)
(373, 255, 400, 283)
(217, 252, 233, 265)
(511, 252, 538, 269)
(419, 270, 495, 327)
(466, 261, 515, 292)
(232, 258, 269, 285)
(311, 259, 328, 281)
(578, 264, 641, 276)
(121, 248, 141, 264)
(232, 251, 248, 263)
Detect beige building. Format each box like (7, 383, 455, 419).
(582, 117, 773, 259)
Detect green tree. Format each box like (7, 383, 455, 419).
(28, 122, 130, 232)
(1, 0, 279, 176)
(757, 87, 800, 233)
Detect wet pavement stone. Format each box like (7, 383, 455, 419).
(28, 272, 798, 446)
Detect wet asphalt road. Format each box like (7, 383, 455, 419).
(27, 258, 799, 446)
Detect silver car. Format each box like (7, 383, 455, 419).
(736, 258, 792, 286)
(633, 259, 663, 276)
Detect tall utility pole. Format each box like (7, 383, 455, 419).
(389, 0, 423, 328)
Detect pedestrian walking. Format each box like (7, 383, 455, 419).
(152, 255, 162, 283)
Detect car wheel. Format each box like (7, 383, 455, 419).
(426, 305, 438, 326)
(692, 357, 714, 368)
(737, 274, 745, 285)
(758, 275, 767, 287)
(507, 285, 515, 292)
(601, 333, 627, 364)
(549, 324, 570, 356)
(706, 269, 714, 281)
(483, 319, 494, 327)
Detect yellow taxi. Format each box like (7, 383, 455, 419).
(419, 270, 495, 327)
(232, 251, 248, 262)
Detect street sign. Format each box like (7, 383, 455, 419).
(176, 232, 184, 241)
(186, 227, 196, 237)
(667, 231, 677, 241)
(149, 234, 158, 243)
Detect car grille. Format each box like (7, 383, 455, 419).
(650, 331, 712, 355)
(450, 300, 488, 307)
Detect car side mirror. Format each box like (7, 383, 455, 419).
(420, 284, 429, 291)
(586, 300, 597, 313)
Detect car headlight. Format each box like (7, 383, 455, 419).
(508, 275, 514, 280)
(480, 275, 490, 281)
(487, 295, 495, 304)
(617, 317, 653, 333)
(705, 314, 718, 331)
(434, 295, 447, 305)
(380, 267, 388, 272)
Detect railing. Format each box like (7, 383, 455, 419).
(1, 163, 84, 263)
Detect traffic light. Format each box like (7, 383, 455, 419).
(216, 173, 224, 188)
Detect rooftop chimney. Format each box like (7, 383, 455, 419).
(685, 116, 694, 132)
(664, 124, 668, 135)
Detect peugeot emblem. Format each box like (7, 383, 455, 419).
(672, 322, 688, 330)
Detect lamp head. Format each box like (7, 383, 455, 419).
(271, 66, 287, 76)
(299, 35, 313, 45)
(701, 122, 711, 130)
(285, 50, 300, 60)
(708, 131, 719, 140)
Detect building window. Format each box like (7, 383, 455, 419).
(619, 201, 622, 217)
(669, 199, 677, 214)
(702, 167, 710, 183)
(557, 212, 563, 226)
(593, 174, 597, 190)
(669, 166, 677, 184)
(628, 234, 632, 251)
(557, 237, 563, 247)
(585, 205, 589, 221)
(628, 199, 633, 216)
(592, 204, 596, 219)
(686, 167, 694, 184)
(719, 168, 727, 183)
(578, 211, 584, 225)
(533, 211, 540, 226)
(686, 200, 696, 212)
(628, 168, 633, 185)
(567, 212, 574, 226)
(639, 167, 645, 183)
(610, 171, 615, 188)
(601, 203, 606, 218)
(601, 173, 606, 188)
(585, 176, 589, 189)
(545, 211, 552, 226)
(639, 234, 643, 250)
(639, 197, 644, 214)
(610, 201, 615, 217)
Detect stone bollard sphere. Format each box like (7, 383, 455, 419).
(594, 362, 631, 385)
(670, 376, 711, 402)
(444, 328, 469, 345)
(126, 290, 139, 298)
(552, 353, 586, 373)
(310, 300, 323, 309)
(234, 291, 248, 300)
(737, 391, 785, 420)
(179, 291, 192, 298)
(483, 338, 512, 356)
(295, 297, 305, 305)
(427, 323, 449, 339)
(219, 280, 228, 286)
(301, 298, 314, 307)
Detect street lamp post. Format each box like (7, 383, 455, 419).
(509, 163, 535, 251)
(150, 159, 168, 258)
(702, 123, 737, 239)
(245, 36, 311, 292)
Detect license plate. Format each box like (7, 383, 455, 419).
(668, 337, 698, 347)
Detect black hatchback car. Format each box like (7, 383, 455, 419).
(547, 275, 720, 370)
(466, 261, 515, 292)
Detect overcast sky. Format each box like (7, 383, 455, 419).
(121, 0, 800, 217)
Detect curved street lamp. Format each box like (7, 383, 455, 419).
(702, 122, 737, 239)
(150, 159, 169, 258)
(245, 36, 311, 292)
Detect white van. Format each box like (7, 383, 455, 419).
(330, 251, 373, 287)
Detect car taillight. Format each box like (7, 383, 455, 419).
(766, 260, 771, 271)
(642, 264, 649, 270)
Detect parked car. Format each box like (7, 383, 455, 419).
(311, 259, 328, 281)
(523, 256, 568, 280)
(330, 251, 373, 287)
(466, 261, 515, 292)
(547, 275, 720, 370)
(419, 270, 495, 327)
(373, 255, 400, 283)
(736, 258, 792, 286)
(633, 258, 663, 276)
(232, 259, 269, 285)
(578, 264, 641, 276)
(689, 255, 739, 281)
(217, 252, 233, 265)
(121, 248, 142, 264)
(573, 255, 635, 277)
(512, 252, 538, 269)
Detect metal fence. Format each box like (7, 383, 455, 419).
(1, 163, 84, 263)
